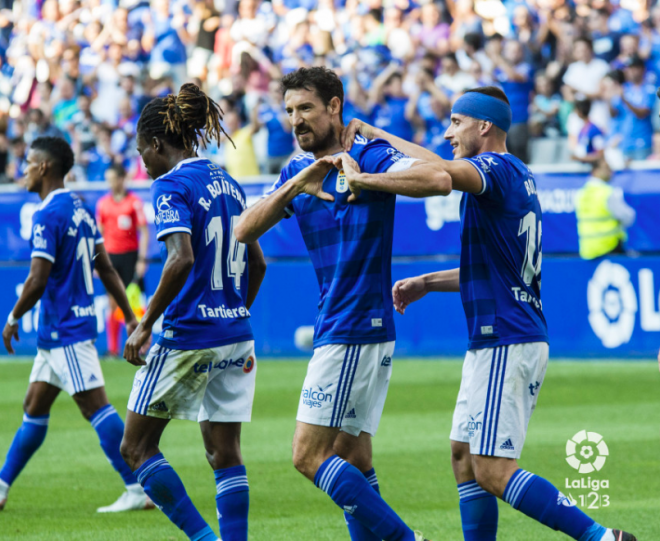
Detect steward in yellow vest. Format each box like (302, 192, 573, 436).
(575, 160, 636, 259)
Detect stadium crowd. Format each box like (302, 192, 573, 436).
(0, 0, 658, 183)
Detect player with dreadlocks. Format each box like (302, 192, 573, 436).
(120, 83, 267, 541)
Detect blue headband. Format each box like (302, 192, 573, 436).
(452, 92, 512, 133)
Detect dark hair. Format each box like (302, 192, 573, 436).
(107, 163, 126, 178)
(367, 8, 383, 21)
(464, 32, 483, 51)
(594, 7, 609, 17)
(29, 108, 45, 120)
(137, 83, 228, 152)
(464, 86, 510, 105)
(606, 69, 625, 85)
(281, 67, 345, 117)
(574, 36, 593, 50)
(443, 52, 458, 64)
(575, 98, 591, 117)
(31, 137, 75, 178)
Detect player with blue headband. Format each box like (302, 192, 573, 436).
(337, 86, 637, 541)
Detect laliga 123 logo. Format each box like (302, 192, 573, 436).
(587, 260, 637, 348)
(566, 430, 608, 474)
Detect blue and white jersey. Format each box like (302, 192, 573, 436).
(268, 136, 415, 348)
(151, 157, 253, 351)
(459, 152, 548, 350)
(30, 189, 103, 349)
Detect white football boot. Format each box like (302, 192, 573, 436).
(97, 483, 155, 513)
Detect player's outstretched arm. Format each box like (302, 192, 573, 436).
(336, 152, 451, 199)
(2, 257, 52, 354)
(94, 243, 138, 335)
(235, 158, 335, 244)
(392, 269, 460, 315)
(342, 118, 443, 163)
(246, 241, 267, 309)
(342, 120, 484, 194)
(124, 233, 194, 366)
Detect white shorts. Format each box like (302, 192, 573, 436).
(450, 342, 549, 459)
(128, 341, 257, 423)
(296, 341, 394, 437)
(29, 340, 105, 396)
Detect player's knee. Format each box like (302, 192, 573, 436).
(119, 437, 147, 471)
(205, 447, 242, 470)
(291, 441, 319, 479)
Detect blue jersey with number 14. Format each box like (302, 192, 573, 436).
(459, 152, 548, 350)
(151, 157, 253, 351)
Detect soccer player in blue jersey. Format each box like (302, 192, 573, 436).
(0, 137, 152, 513)
(235, 67, 447, 541)
(340, 87, 637, 541)
(119, 84, 266, 541)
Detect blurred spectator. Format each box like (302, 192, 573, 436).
(412, 2, 450, 57)
(83, 124, 115, 181)
(8, 136, 27, 183)
(369, 64, 414, 142)
(70, 94, 97, 153)
(607, 56, 656, 161)
(562, 37, 610, 129)
(491, 40, 534, 162)
(254, 80, 294, 174)
(530, 72, 561, 137)
(575, 158, 636, 260)
(589, 8, 621, 63)
(51, 77, 79, 133)
(571, 99, 606, 163)
(436, 52, 475, 94)
(24, 108, 65, 144)
(222, 109, 260, 179)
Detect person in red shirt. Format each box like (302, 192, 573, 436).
(96, 164, 149, 356)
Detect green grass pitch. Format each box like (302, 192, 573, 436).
(0, 358, 658, 540)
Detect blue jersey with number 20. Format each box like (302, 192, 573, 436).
(30, 189, 103, 350)
(151, 157, 253, 351)
(459, 152, 548, 350)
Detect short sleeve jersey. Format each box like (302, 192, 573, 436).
(96, 191, 147, 254)
(30, 189, 104, 349)
(151, 157, 253, 351)
(576, 122, 605, 159)
(459, 152, 548, 350)
(267, 136, 415, 348)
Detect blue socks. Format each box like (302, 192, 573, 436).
(90, 405, 138, 486)
(458, 480, 498, 540)
(345, 468, 381, 541)
(135, 453, 216, 541)
(214, 465, 249, 541)
(0, 413, 49, 487)
(315, 455, 414, 541)
(503, 469, 604, 540)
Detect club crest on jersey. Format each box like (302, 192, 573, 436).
(243, 356, 255, 373)
(155, 194, 180, 225)
(32, 224, 47, 249)
(336, 170, 348, 193)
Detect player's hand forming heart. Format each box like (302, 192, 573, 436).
(293, 157, 335, 202)
(337, 153, 363, 203)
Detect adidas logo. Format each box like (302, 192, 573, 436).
(343, 505, 357, 515)
(500, 439, 515, 451)
(89, 374, 98, 383)
(149, 401, 169, 412)
(345, 408, 357, 419)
